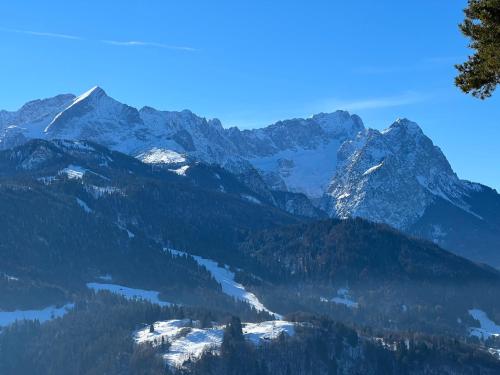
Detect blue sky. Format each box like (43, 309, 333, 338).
(0, 1, 499, 189)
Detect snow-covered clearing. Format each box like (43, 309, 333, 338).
(134, 319, 295, 367)
(138, 148, 186, 164)
(59, 164, 87, 179)
(166, 248, 280, 318)
(468, 309, 500, 339)
(0, 303, 74, 327)
(168, 165, 190, 176)
(322, 287, 358, 308)
(86, 283, 171, 306)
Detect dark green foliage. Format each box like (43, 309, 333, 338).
(2, 140, 500, 373)
(0, 273, 67, 310)
(218, 316, 252, 375)
(181, 315, 500, 375)
(0, 292, 266, 375)
(129, 344, 165, 375)
(0, 139, 297, 310)
(234, 218, 500, 337)
(221, 316, 244, 354)
(456, 0, 500, 98)
(237, 218, 499, 283)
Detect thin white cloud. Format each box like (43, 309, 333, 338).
(322, 92, 428, 111)
(0, 27, 82, 40)
(0, 26, 196, 52)
(101, 40, 197, 52)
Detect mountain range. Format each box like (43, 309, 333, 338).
(1, 137, 500, 337)
(1, 127, 500, 372)
(0, 86, 499, 266)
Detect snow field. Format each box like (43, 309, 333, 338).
(134, 319, 295, 367)
(166, 248, 280, 318)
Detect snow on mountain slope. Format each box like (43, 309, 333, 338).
(44, 86, 146, 152)
(468, 309, 500, 340)
(0, 303, 74, 327)
(0, 94, 75, 136)
(1, 87, 499, 264)
(249, 139, 342, 198)
(166, 248, 280, 318)
(134, 319, 295, 367)
(228, 112, 364, 198)
(0, 94, 75, 150)
(322, 118, 486, 230)
(138, 106, 243, 167)
(137, 148, 186, 164)
(0, 89, 363, 199)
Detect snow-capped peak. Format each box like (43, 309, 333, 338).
(44, 86, 108, 132)
(0, 87, 496, 247)
(72, 85, 106, 104)
(323, 115, 485, 230)
(41, 87, 143, 151)
(382, 118, 423, 136)
(311, 111, 365, 137)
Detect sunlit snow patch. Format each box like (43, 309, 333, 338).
(249, 139, 341, 199)
(168, 165, 190, 176)
(134, 319, 295, 367)
(0, 303, 74, 327)
(322, 287, 358, 308)
(468, 309, 500, 339)
(1, 272, 19, 281)
(243, 320, 295, 344)
(166, 248, 280, 318)
(135, 319, 223, 367)
(59, 164, 87, 179)
(138, 148, 186, 164)
(241, 194, 262, 205)
(87, 282, 170, 306)
(363, 161, 384, 176)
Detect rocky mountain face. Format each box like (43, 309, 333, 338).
(324, 119, 476, 226)
(1, 87, 498, 265)
(321, 119, 500, 265)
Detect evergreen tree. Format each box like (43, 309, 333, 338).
(455, 0, 500, 98)
(221, 316, 244, 355)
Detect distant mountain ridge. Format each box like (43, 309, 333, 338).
(1, 86, 499, 266)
